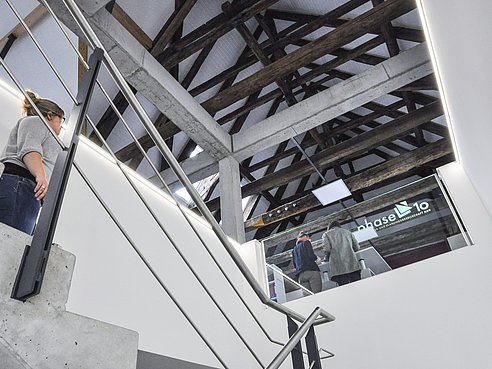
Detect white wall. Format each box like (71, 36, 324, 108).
(286, 161, 492, 369)
(417, 0, 492, 219)
(285, 1, 492, 367)
(0, 81, 23, 147)
(51, 139, 294, 369)
(0, 82, 298, 368)
(0, 4, 301, 365)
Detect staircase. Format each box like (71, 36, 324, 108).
(0, 223, 139, 369)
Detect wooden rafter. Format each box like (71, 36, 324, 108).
(1, 5, 47, 57)
(201, 0, 416, 114)
(266, 9, 424, 43)
(203, 101, 443, 214)
(110, 3, 153, 49)
(151, 0, 198, 57)
(157, 0, 280, 66)
(263, 175, 440, 249)
(245, 138, 452, 231)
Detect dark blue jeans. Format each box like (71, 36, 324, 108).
(0, 174, 41, 235)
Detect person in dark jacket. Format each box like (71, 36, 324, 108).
(291, 231, 321, 294)
(322, 221, 361, 286)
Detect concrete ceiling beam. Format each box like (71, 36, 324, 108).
(44, 1, 233, 161)
(232, 43, 432, 161)
(154, 44, 432, 187)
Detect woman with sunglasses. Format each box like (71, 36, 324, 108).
(0, 91, 65, 234)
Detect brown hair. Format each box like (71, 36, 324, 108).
(329, 220, 341, 229)
(22, 91, 64, 118)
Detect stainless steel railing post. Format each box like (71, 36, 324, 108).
(266, 307, 321, 369)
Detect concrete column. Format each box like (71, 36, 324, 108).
(219, 156, 245, 243)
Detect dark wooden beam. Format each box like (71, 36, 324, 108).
(267, 9, 425, 43)
(291, 35, 385, 90)
(327, 68, 447, 138)
(158, 0, 280, 67)
(245, 138, 452, 231)
(339, 112, 418, 148)
(338, 102, 449, 141)
(115, 114, 175, 163)
(189, 14, 415, 99)
(327, 100, 407, 138)
(245, 97, 419, 174)
(201, 0, 416, 114)
(222, 1, 297, 106)
(187, 21, 304, 97)
(240, 166, 281, 208)
(111, 3, 153, 49)
(89, 89, 135, 143)
(238, 101, 443, 200)
(224, 2, 331, 149)
(204, 102, 443, 213)
(262, 175, 439, 250)
(396, 75, 437, 91)
(151, 0, 198, 57)
(252, 147, 316, 240)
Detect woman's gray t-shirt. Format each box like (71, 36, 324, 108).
(1, 116, 61, 181)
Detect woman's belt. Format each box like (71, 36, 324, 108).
(2, 162, 36, 183)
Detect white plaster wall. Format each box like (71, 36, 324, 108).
(285, 1, 492, 364)
(0, 83, 295, 368)
(418, 0, 492, 219)
(52, 139, 293, 369)
(286, 162, 492, 369)
(0, 81, 23, 147)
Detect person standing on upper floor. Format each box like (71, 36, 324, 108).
(0, 91, 64, 235)
(322, 220, 361, 286)
(291, 231, 322, 294)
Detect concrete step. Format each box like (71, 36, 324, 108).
(0, 223, 139, 369)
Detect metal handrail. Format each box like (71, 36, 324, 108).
(0, 56, 66, 150)
(71, 160, 230, 369)
(86, 41, 328, 362)
(2, 1, 336, 366)
(84, 116, 265, 368)
(266, 263, 315, 296)
(38, 0, 90, 71)
(4, 0, 77, 103)
(266, 307, 324, 369)
(62, 0, 334, 327)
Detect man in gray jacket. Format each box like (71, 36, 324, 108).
(322, 221, 361, 286)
